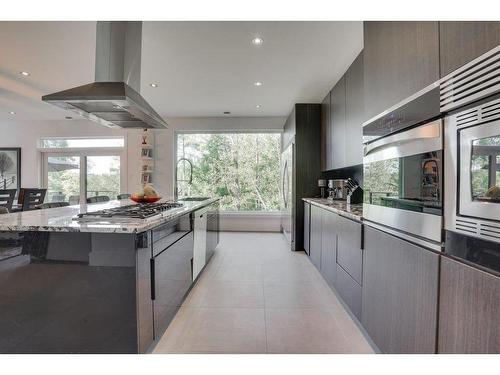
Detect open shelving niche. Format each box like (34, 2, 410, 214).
(140, 129, 155, 186)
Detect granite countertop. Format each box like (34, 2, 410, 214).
(0, 197, 219, 234)
(302, 197, 363, 222)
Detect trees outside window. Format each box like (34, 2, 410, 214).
(176, 133, 281, 211)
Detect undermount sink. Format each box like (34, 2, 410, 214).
(178, 197, 210, 202)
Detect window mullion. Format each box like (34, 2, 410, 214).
(80, 155, 87, 204)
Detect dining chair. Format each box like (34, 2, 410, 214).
(117, 193, 131, 200)
(86, 196, 110, 204)
(19, 188, 47, 211)
(38, 202, 70, 209)
(0, 189, 16, 211)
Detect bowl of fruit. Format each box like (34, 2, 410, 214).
(130, 184, 162, 203)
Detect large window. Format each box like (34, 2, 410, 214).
(40, 137, 125, 204)
(176, 133, 281, 211)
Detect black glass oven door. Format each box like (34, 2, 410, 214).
(364, 151, 443, 215)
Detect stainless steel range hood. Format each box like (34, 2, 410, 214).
(42, 22, 167, 129)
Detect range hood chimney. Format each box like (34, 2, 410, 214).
(42, 21, 167, 129)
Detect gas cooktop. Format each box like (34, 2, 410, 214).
(74, 202, 184, 222)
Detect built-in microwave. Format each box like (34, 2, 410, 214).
(363, 119, 443, 246)
(444, 97, 500, 243)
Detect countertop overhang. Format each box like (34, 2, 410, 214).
(0, 197, 220, 234)
(302, 198, 363, 222)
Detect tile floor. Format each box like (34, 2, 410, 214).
(153, 232, 374, 354)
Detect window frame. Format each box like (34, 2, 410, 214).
(174, 130, 282, 213)
(38, 136, 125, 149)
(39, 137, 127, 204)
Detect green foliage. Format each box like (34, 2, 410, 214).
(363, 158, 400, 204)
(177, 133, 281, 211)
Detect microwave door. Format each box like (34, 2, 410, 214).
(459, 120, 500, 221)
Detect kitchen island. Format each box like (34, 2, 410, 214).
(0, 198, 219, 354)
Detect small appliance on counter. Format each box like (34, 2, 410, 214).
(318, 179, 327, 198)
(326, 178, 362, 204)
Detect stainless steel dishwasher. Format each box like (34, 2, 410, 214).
(192, 206, 208, 281)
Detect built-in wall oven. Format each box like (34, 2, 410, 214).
(363, 119, 443, 249)
(444, 97, 500, 273)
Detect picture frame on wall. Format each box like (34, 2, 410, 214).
(0, 148, 21, 191)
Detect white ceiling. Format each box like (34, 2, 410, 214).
(0, 21, 363, 121)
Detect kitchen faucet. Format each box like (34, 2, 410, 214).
(174, 158, 193, 200)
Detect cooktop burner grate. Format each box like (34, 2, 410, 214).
(75, 202, 184, 221)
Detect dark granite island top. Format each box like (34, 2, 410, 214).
(0, 198, 219, 354)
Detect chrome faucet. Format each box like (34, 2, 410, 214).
(175, 158, 193, 200)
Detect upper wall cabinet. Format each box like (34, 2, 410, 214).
(345, 52, 365, 167)
(363, 21, 440, 121)
(331, 75, 346, 170)
(439, 21, 500, 77)
(321, 52, 364, 171)
(321, 91, 332, 171)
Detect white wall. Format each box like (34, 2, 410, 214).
(0, 116, 286, 231)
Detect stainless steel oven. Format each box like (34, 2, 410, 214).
(363, 119, 443, 246)
(445, 97, 500, 243)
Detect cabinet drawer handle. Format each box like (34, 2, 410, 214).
(150, 258, 156, 300)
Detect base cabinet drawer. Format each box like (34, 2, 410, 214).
(438, 257, 500, 353)
(320, 208, 338, 286)
(153, 232, 194, 339)
(336, 217, 363, 284)
(335, 264, 362, 319)
(362, 225, 439, 353)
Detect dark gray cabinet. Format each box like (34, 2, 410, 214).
(309, 205, 322, 270)
(363, 21, 440, 120)
(283, 104, 321, 251)
(321, 92, 333, 171)
(331, 76, 346, 170)
(153, 231, 194, 339)
(362, 225, 439, 353)
(438, 257, 500, 353)
(305, 204, 364, 320)
(334, 215, 363, 320)
(439, 21, 500, 77)
(303, 202, 310, 256)
(336, 264, 362, 319)
(320, 208, 338, 286)
(345, 51, 365, 167)
(336, 217, 363, 284)
(321, 51, 365, 171)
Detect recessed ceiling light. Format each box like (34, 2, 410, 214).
(252, 37, 264, 46)
(9, 111, 16, 115)
(150, 83, 158, 88)
(20, 71, 30, 76)
(254, 81, 263, 87)
(255, 105, 261, 109)
(223, 111, 231, 115)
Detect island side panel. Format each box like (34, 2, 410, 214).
(0, 231, 139, 353)
(135, 231, 154, 353)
